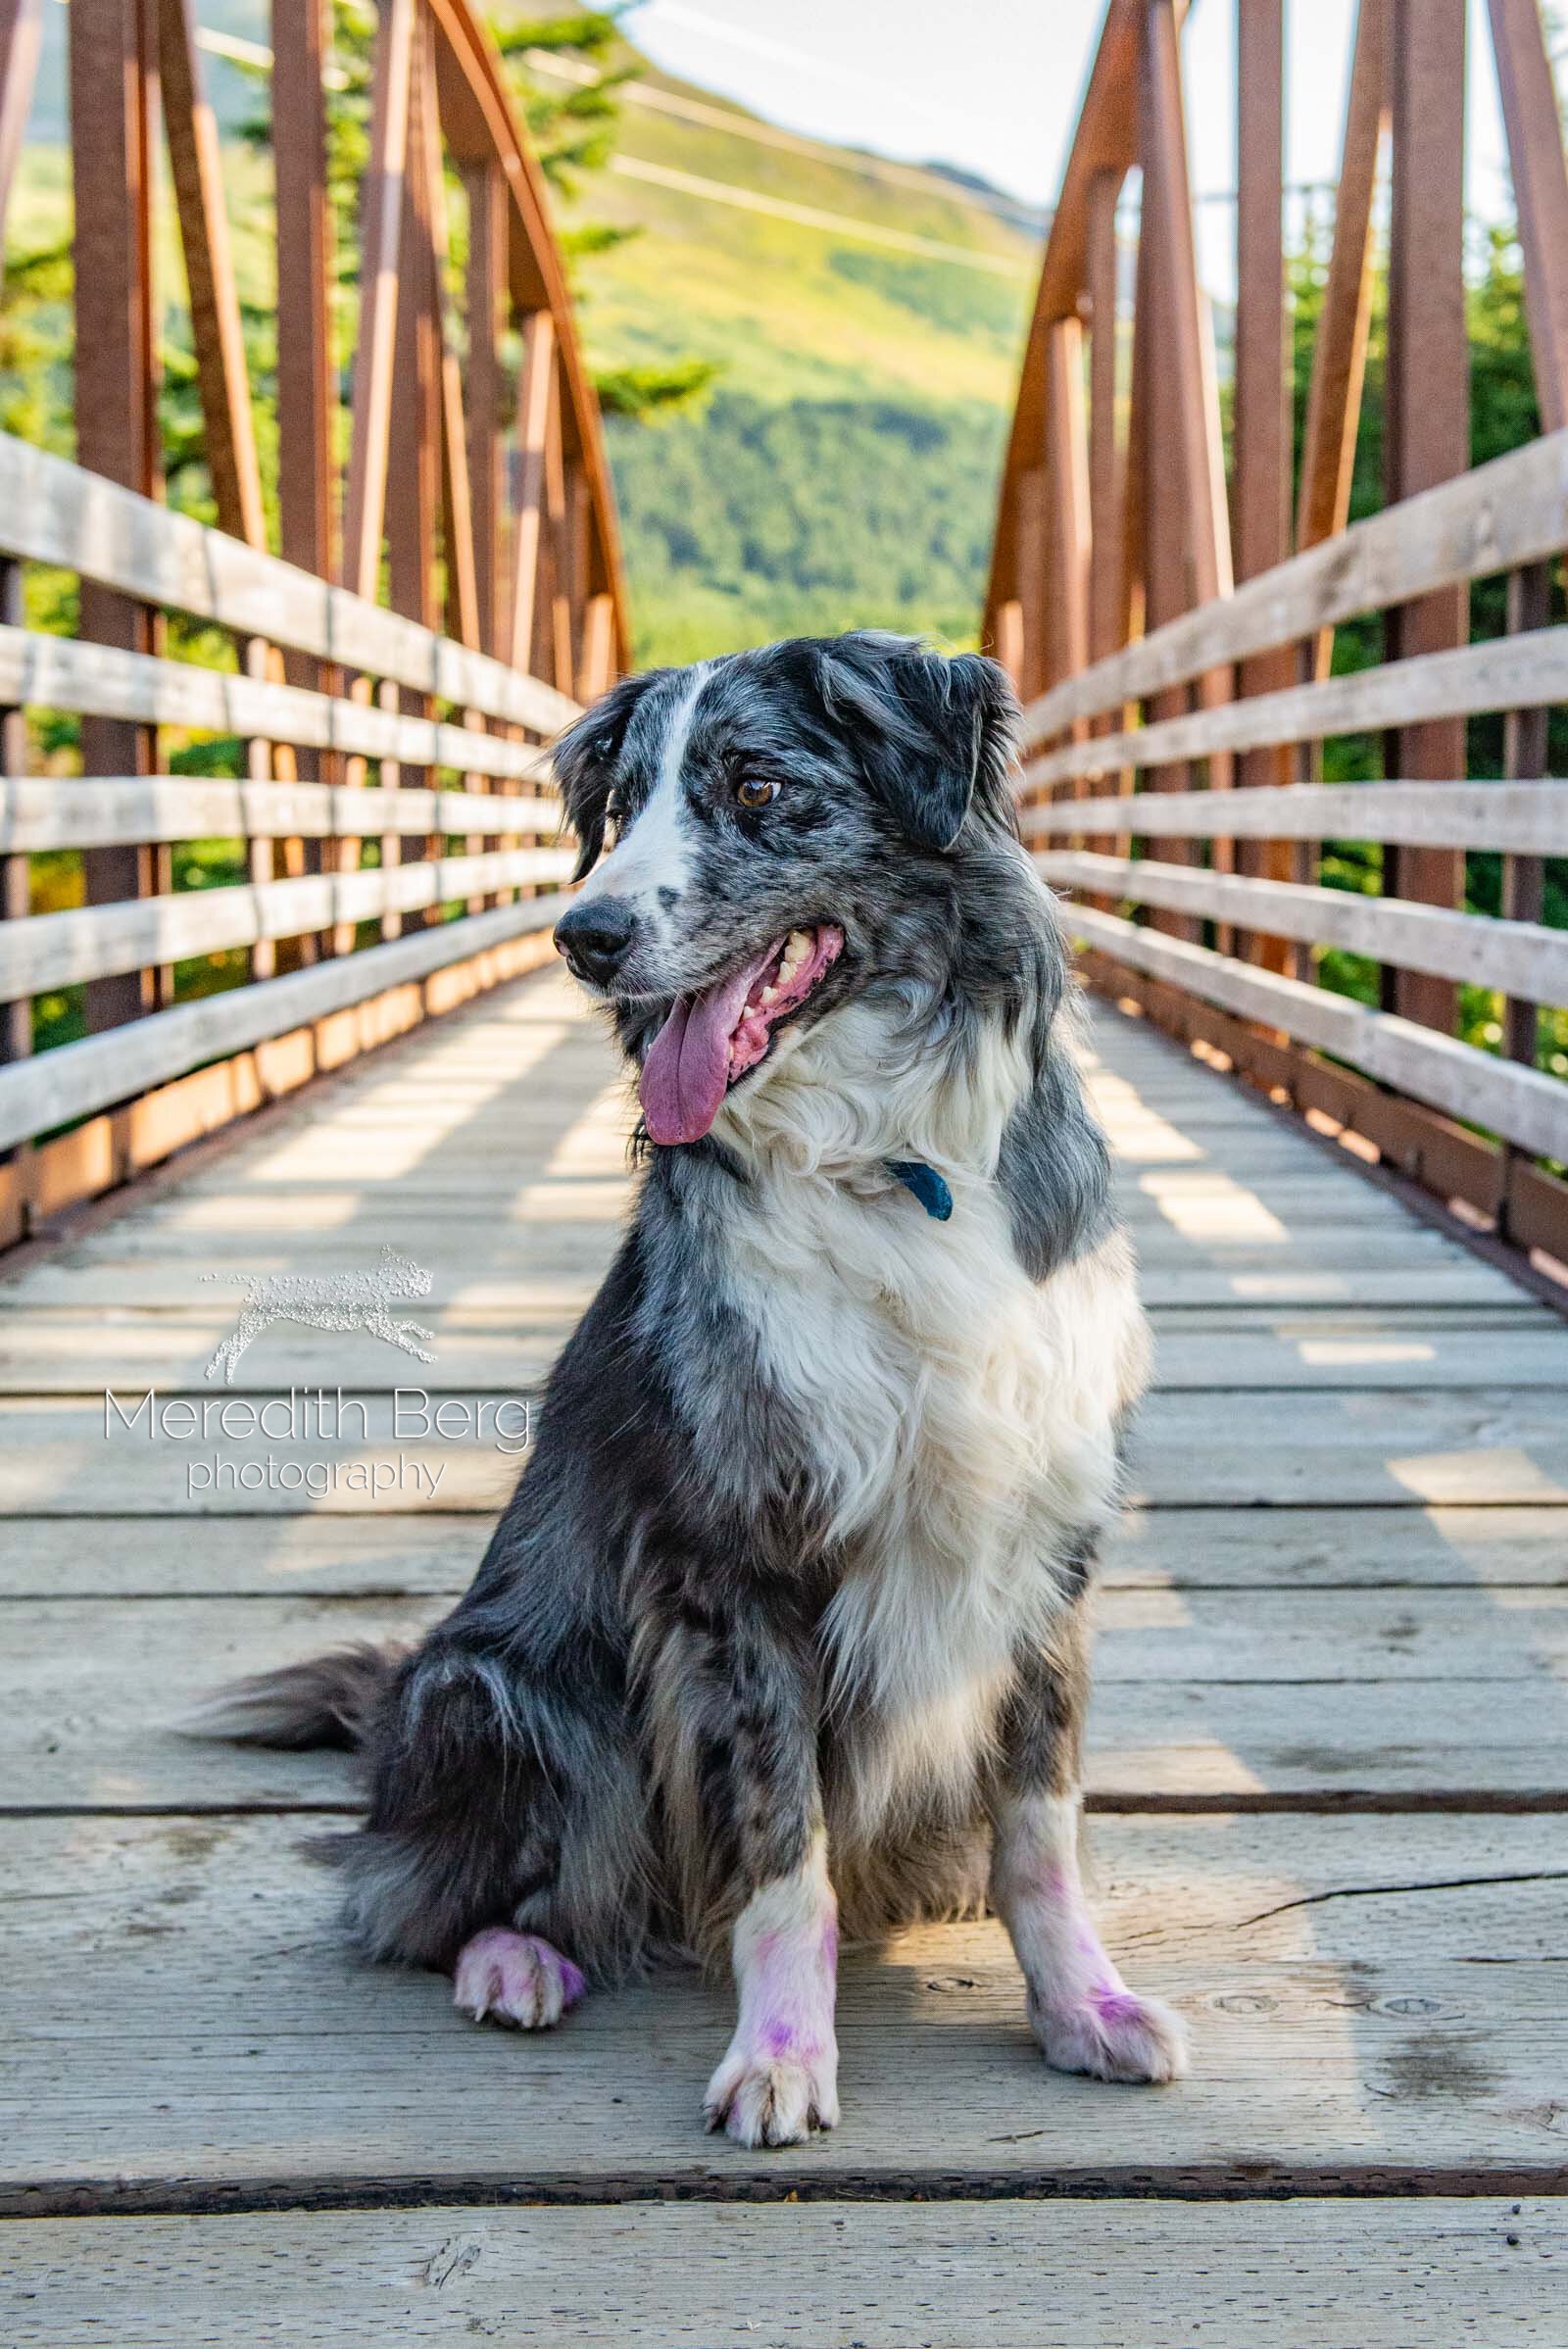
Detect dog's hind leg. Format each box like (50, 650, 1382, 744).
(989, 1596, 1189, 2085)
(334, 1630, 651, 2024)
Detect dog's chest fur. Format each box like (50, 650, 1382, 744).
(710, 1156, 1145, 1833)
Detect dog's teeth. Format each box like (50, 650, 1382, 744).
(760, 986, 777, 1004)
(785, 929, 810, 959)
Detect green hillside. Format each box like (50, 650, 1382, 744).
(550, 55, 1040, 661)
(10, 12, 1042, 663)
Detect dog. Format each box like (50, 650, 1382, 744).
(202, 1248, 436, 1384)
(198, 633, 1186, 2147)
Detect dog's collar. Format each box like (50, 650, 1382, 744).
(885, 1159, 954, 1221)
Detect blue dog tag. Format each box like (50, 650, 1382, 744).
(886, 1159, 954, 1221)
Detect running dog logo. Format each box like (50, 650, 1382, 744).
(203, 1248, 437, 1384)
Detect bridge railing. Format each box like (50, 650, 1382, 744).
(988, 0, 1568, 1277)
(0, 0, 618, 1244)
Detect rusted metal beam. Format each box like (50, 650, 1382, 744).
(426, 0, 628, 669)
(1232, 0, 1297, 968)
(465, 162, 509, 660)
(70, 0, 162, 1033)
(0, 557, 27, 1068)
(1043, 318, 1092, 700)
(383, 16, 440, 940)
(158, 0, 265, 550)
(1085, 167, 1125, 674)
(342, 0, 415, 603)
(1486, 0, 1568, 435)
(0, 0, 42, 235)
(271, 0, 335, 590)
(509, 309, 555, 676)
(1384, 0, 1468, 1033)
(413, 12, 479, 660)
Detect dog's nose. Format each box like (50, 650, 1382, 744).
(554, 897, 638, 986)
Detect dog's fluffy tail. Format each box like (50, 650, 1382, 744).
(183, 1641, 406, 1751)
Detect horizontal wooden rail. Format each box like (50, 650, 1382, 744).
(1040, 851, 1568, 1006)
(1017, 426, 1568, 749)
(0, 434, 581, 739)
(0, 891, 573, 1157)
(0, 777, 560, 853)
(1064, 905, 1568, 1164)
(1022, 627, 1568, 790)
(0, 625, 554, 783)
(0, 847, 575, 998)
(1020, 778, 1568, 856)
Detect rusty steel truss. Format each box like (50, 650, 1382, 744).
(0, 0, 624, 1240)
(989, 0, 1568, 1285)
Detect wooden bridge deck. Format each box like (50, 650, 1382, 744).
(3, 962, 1567, 2343)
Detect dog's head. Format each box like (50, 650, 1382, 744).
(550, 633, 1024, 1147)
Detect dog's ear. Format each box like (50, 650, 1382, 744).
(818, 639, 1021, 852)
(551, 670, 669, 879)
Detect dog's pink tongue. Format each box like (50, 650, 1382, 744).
(640, 950, 777, 1146)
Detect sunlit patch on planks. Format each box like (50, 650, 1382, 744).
(1, 963, 1566, 2346)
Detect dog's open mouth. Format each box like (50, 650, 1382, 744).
(639, 923, 844, 1146)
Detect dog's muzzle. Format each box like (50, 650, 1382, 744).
(555, 897, 638, 987)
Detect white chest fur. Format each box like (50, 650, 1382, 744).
(715, 1157, 1147, 1827)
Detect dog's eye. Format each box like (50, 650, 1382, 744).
(736, 778, 779, 809)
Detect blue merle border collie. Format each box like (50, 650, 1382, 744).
(202, 632, 1187, 2147)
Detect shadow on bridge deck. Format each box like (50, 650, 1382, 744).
(2, 961, 1565, 2340)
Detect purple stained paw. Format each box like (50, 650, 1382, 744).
(1032, 1982, 1189, 2084)
(704, 2036, 840, 2149)
(453, 1927, 585, 2031)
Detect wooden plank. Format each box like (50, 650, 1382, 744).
(0, 777, 559, 853)
(1, 1384, 1563, 1516)
(1041, 849, 1568, 1003)
(1063, 905, 1568, 1162)
(0, 623, 554, 784)
(1024, 776, 1568, 855)
(1017, 425, 1568, 748)
(0, 849, 574, 996)
(1104, 1503, 1568, 1590)
(0, 895, 571, 1156)
(1023, 623, 1568, 790)
(5, 2199, 1564, 2347)
(4, 1810, 1565, 2209)
(0, 435, 579, 740)
(10, 1587, 1568, 1808)
(4, 1500, 1564, 1599)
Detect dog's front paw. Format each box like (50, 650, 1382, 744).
(704, 2038, 840, 2148)
(454, 1928, 585, 2031)
(1031, 1984, 1189, 2084)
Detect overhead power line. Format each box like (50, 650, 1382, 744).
(607, 153, 1031, 274)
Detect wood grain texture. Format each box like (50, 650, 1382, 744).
(2, 1810, 1563, 2210)
(1017, 420, 1568, 746)
(0, 432, 578, 740)
(4, 2198, 1562, 2347)
(4, 1501, 1565, 1599)
(7, 1582, 1568, 1810)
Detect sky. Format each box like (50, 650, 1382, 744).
(624, 0, 1538, 296)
